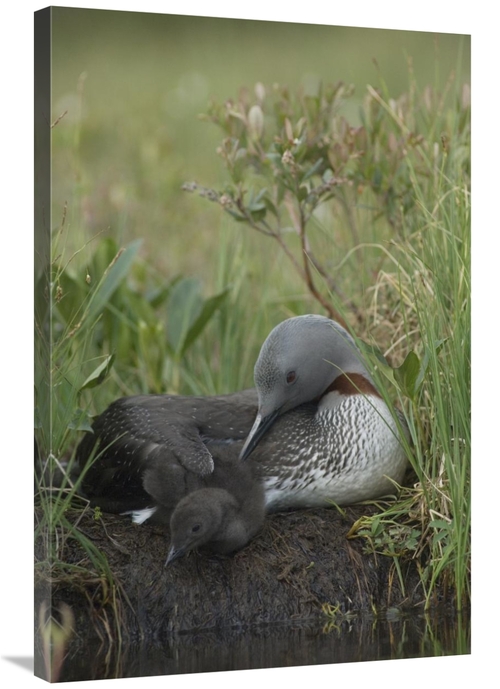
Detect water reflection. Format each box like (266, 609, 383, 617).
(41, 609, 469, 682)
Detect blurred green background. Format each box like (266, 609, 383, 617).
(51, 8, 470, 285)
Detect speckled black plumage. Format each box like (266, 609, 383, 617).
(76, 316, 409, 514)
(76, 390, 258, 514)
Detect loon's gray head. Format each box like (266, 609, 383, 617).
(240, 315, 370, 460)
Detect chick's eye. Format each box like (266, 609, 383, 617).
(192, 524, 201, 533)
(286, 371, 296, 384)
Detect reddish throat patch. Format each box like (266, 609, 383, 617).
(326, 372, 381, 398)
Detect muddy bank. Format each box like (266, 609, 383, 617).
(35, 503, 433, 643)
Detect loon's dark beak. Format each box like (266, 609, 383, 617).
(239, 408, 281, 461)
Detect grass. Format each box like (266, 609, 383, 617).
(36, 17, 470, 626)
(341, 94, 471, 608)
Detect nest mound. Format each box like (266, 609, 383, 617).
(36, 503, 425, 641)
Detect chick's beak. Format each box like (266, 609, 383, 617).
(165, 544, 186, 567)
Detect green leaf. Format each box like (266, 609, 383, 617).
(225, 208, 248, 222)
(87, 239, 142, 323)
(414, 338, 447, 392)
(180, 288, 230, 357)
(359, 342, 394, 381)
(297, 185, 309, 202)
(124, 289, 158, 326)
(248, 201, 267, 213)
(434, 337, 448, 354)
(393, 350, 421, 400)
(136, 319, 166, 390)
(263, 196, 279, 217)
(145, 275, 183, 308)
(370, 516, 381, 536)
(253, 187, 269, 204)
(432, 530, 451, 543)
(429, 519, 451, 531)
(79, 354, 115, 392)
(302, 157, 324, 182)
(67, 408, 94, 432)
(53, 269, 86, 327)
(372, 166, 383, 191)
(232, 149, 248, 184)
(248, 202, 267, 222)
(167, 277, 203, 354)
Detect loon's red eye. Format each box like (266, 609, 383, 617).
(286, 371, 296, 384)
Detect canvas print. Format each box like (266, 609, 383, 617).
(34, 6, 471, 682)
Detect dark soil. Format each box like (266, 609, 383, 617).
(35, 502, 429, 644)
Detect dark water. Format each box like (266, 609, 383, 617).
(38, 609, 470, 682)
